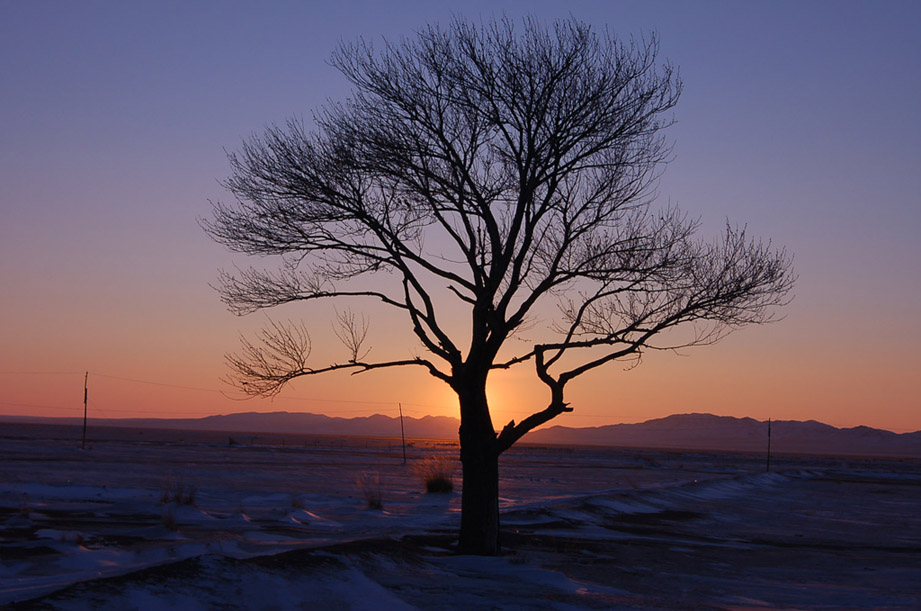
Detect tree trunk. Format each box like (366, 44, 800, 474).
(456, 377, 501, 555)
(458, 436, 500, 554)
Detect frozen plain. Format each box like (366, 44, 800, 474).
(1, 423, 920, 609)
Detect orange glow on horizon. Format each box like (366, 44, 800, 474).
(3, 334, 920, 435)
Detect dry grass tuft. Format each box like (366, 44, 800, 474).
(356, 472, 384, 509)
(414, 455, 455, 493)
(161, 506, 178, 530)
(160, 474, 197, 505)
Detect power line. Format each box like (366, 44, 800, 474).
(0, 401, 82, 412)
(0, 371, 84, 376)
(88, 372, 447, 410)
(0, 369, 450, 415)
(90, 372, 225, 394)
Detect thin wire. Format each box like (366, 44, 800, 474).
(0, 371, 84, 376)
(0, 401, 82, 411)
(0, 369, 449, 414)
(92, 372, 447, 409)
(90, 372, 225, 394)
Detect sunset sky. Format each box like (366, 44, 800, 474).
(2, 1, 919, 434)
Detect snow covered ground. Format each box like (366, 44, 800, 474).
(2, 423, 920, 609)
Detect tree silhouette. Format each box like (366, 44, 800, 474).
(204, 17, 794, 555)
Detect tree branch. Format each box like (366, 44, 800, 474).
(226, 319, 451, 397)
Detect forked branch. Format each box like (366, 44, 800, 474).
(332, 308, 371, 362)
(226, 319, 450, 397)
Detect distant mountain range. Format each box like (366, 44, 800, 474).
(526, 413, 921, 457)
(3, 411, 920, 457)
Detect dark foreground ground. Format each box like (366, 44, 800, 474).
(2, 423, 920, 609)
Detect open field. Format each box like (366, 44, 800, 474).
(2, 422, 920, 609)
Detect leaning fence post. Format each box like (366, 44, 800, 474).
(399, 403, 407, 465)
(81, 372, 89, 450)
(766, 418, 772, 473)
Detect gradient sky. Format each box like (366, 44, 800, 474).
(2, 1, 919, 433)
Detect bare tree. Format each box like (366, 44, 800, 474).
(203, 17, 794, 555)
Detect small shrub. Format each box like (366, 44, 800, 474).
(18, 498, 31, 518)
(290, 495, 306, 510)
(414, 455, 455, 493)
(160, 474, 196, 505)
(161, 506, 177, 530)
(356, 472, 384, 509)
(59, 531, 85, 545)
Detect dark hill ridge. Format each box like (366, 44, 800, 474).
(525, 413, 921, 456)
(2, 412, 919, 457)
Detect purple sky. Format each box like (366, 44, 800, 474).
(2, 1, 919, 432)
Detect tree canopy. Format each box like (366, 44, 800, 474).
(204, 17, 794, 554)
